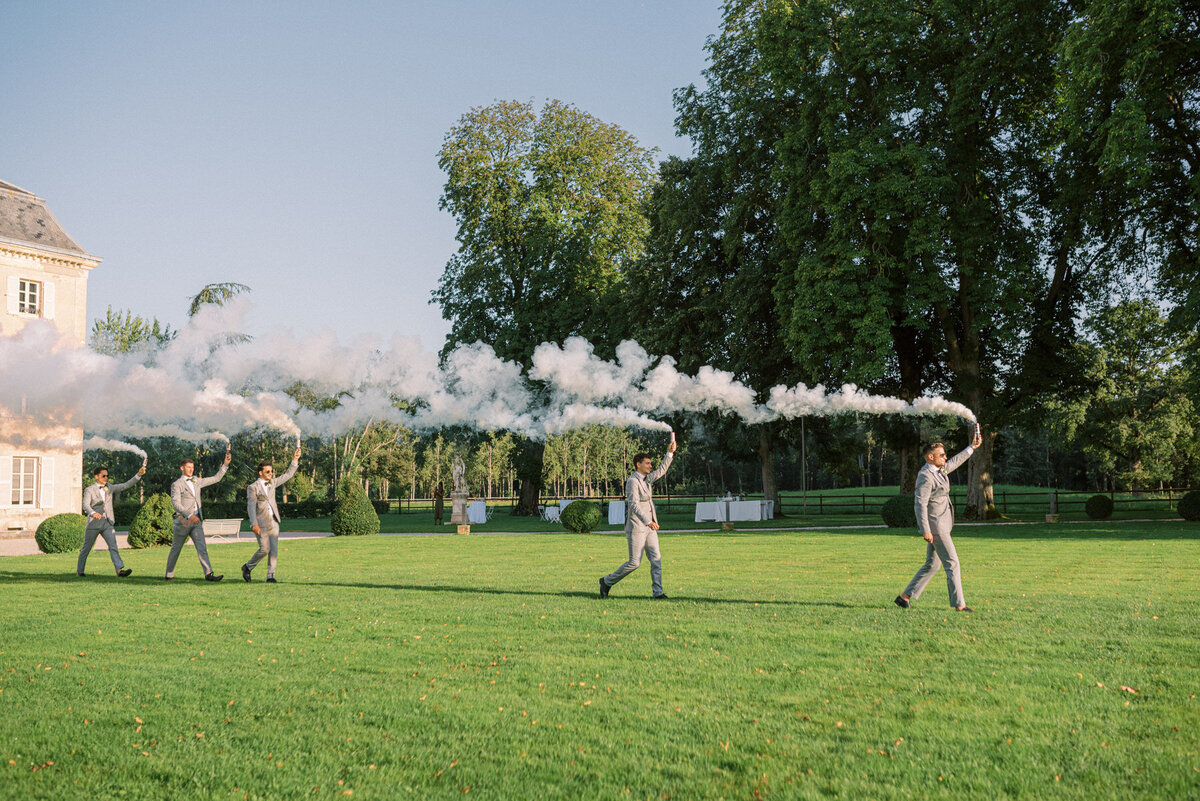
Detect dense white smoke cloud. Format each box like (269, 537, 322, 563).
(0, 303, 974, 448)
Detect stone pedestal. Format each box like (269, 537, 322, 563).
(450, 492, 470, 525)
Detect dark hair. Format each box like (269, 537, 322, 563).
(93, 466, 108, 476)
(923, 442, 945, 459)
(179, 458, 194, 468)
(257, 462, 273, 474)
(633, 453, 652, 466)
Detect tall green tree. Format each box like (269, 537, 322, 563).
(434, 99, 656, 514)
(88, 306, 176, 357)
(1048, 300, 1195, 489)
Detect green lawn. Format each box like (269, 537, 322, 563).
(2, 522, 1197, 800)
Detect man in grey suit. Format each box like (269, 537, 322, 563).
(242, 448, 300, 583)
(78, 463, 145, 577)
(165, 451, 231, 582)
(599, 438, 678, 599)
(895, 428, 983, 612)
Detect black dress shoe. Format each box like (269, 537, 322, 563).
(598, 578, 610, 598)
(265, 576, 277, 583)
(164, 576, 174, 581)
(205, 573, 224, 582)
(117, 568, 132, 577)
(957, 606, 974, 612)
(652, 594, 669, 600)
(894, 595, 911, 608)
(241, 564, 251, 583)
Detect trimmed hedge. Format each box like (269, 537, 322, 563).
(1085, 494, 1114, 520)
(371, 500, 391, 515)
(560, 501, 602, 534)
(1179, 490, 1200, 522)
(128, 493, 175, 548)
(35, 513, 87, 554)
(331, 483, 380, 536)
(881, 495, 917, 528)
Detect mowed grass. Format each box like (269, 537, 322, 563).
(1, 522, 1197, 800)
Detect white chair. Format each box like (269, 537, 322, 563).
(542, 506, 561, 523)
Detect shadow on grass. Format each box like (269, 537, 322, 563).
(0, 569, 858, 608)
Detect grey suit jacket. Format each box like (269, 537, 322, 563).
(247, 460, 298, 530)
(625, 451, 674, 535)
(83, 474, 141, 524)
(914, 446, 974, 536)
(170, 463, 228, 520)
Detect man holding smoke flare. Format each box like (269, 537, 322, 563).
(242, 446, 301, 583)
(599, 432, 678, 599)
(165, 445, 232, 582)
(79, 461, 146, 577)
(895, 425, 983, 612)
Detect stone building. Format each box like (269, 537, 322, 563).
(0, 180, 100, 532)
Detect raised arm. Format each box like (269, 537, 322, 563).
(274, 459, 299, 488)
(110, 471, 143, 495)
(944, 446, 975, 476)
(646, 451, 674, 484)
(198, 461, 228, 489)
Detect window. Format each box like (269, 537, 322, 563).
(11, 457, 39, 506)
(18, 279, 41, 316)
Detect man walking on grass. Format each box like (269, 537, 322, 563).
(79, 463, 145, 577)
(895, 427, 983, 612)
(165, 449, 231, 582)
(242, 448, 300, 583)
(599, 437, 677, 599)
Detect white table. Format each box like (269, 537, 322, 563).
(608, 500, 626, 525)
(695, 502, 728, 522)
(729, 500, 764, 521)
(467, 501, 488, 524)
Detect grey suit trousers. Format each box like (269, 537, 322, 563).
(603, 528, 663, 596)
(165, 519, 214, 577)
(78, 519, 125, 574)
(246, 525, 279, 576)
(903, 532, 965, 607)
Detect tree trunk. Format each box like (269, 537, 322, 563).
(513, 440, 544, 516)
(966, 426, 997, 518)
(757, 425, 781, 518)
(898, 446, 921, 494)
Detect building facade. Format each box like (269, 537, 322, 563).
(0, 180, 99, 532)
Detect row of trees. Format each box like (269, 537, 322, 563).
(432, 0, 1198, 516)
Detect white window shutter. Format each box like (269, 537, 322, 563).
(5, 276, 17, 315)
(0, 455, 11, 508)
(40, 456, 54, 508)
(43, 281, 55, 320)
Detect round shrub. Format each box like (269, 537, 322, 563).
(1085, 494, 1114, 520)
(35, 513, 87, 554)
(560, 500, 602, 534)
(331, 482, 380, 536)
(128, 493, 174, 548)
(1178, 490, 1200, 522)
(880, 495, 917, 528)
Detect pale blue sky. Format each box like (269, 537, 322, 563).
(2, 0, 723, 349)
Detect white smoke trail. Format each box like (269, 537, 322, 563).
(0, 304, 974, 449)
(82, 437, 147, 460)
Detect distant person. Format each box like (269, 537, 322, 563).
(165, 450, 231, 582)
(895, 428, 983, 612)
(599, 437, 677, 599)
(78, 463, 145, 577)
(242, 448, 300, 583)
(433, 481, 445, 525)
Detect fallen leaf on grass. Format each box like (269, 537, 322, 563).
(1120, 686, 1138, 694)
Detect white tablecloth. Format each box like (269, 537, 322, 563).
(467, 501, 488, 524)
(695, 501, 728, 522)
(729, 500, 764, 521)
(542, 506, 561, 522)
(608, 500, 626, 525)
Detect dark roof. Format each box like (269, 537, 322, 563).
(0, 180, 95, 259)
